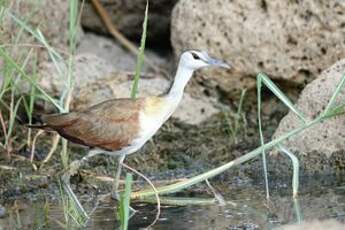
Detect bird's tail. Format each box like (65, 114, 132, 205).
(24, 114, 51, 130)
(26, 123, 48, 129)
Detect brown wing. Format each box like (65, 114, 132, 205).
(42, 98, 144, 151)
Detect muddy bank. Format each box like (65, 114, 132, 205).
(2, 96, 343, 203)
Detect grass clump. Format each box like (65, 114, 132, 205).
(130, 0, 149, 99)
(223, 88, 247, 144)
(131, 72, 345, 200)
(118, 173, 134, 230)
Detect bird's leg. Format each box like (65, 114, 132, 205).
(62, 149, 102, 184)
(205, 179, 225, 206)
(62, 156, 89, 185)
(112, 154, 126, 200)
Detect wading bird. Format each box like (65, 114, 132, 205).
(31, 50, 230, 199)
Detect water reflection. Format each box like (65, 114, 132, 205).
(0, 175, 344, 229)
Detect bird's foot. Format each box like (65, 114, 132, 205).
(111, 190, 121, 201)
(61, 159, 83, 184)
(68, 159, 83, 176)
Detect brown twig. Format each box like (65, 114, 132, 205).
(0, 43, 70, 56)
(90, 0, 167, 77)
(205, 179, 226, 206)
(0, 110, 9, 157)
(82, 172, 187, 185)
(0, 110, 7, 141)
(30, 129, 44, 163)
(0, 165, 16, 170)
(122, 162, 161, 229)
(42, 134, 60, 164)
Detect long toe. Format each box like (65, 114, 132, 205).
(61, 172, 71, 185)
(68, 160, 82, 175)
(111, 191, 121, 201)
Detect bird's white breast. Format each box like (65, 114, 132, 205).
(127, 96, 180, 154)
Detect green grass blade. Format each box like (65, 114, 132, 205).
(278, 145, 299, 198)
(237, 88, 247, 117)
(8, 11, 64, 64)
(257, 74, 270, 199)
(293, 198, 303, 223)
(139, 196, 217, 206)
(5, 96, 22, 145)
(61, 181, 89, 226)
(23, 54, 38, 124)
(0, 47, 64, 111)
(323, 73, 345, 115)
(131, 117, 323, 199)
(258, 73, 306, 123)
(130, 0, 149, 99)
(119, 173, 133, 230)
(28, 56, 38, 122)
(37, 29, 65, 77)
(0, 5, 6, 19)
(323, 102, 345, 119)
(68, 0, 78, 53)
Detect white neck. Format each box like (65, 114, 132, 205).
(168, 61, 194, 99)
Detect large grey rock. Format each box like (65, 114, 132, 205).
(0, 205, 6, 218)
(38, 53, 219, 125)
(81, 0, 178, 43)
(77, 33, 169, 73)
(1, 0, 83, 63)
(275, 219, 343, 230)
(171, 0, 345, 97)
(273, 59, 345, 170)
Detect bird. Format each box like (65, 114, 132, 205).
(30, 50, 230, 199)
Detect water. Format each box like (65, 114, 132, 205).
(1, 175, 345, 229)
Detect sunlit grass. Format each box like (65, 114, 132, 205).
(58, 179, 88, 227)
(22, 53, 38, 148)
(118, 173, 133, 230)
(131, 72, 345, 200)
(0, 0, 87, 227)
(223, 88, 247, 144)
(1, 1, 345, 230)
(130, 0, 148, 99)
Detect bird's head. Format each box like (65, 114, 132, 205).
(179, 50, 231, 70)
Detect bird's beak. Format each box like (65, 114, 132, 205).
(206, 57, 231, 69)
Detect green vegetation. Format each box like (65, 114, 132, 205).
(1, 0, 148, 227)
(131, 72, 345, 200)
(0, 0, 88, 227)
(118, 173, 133, 230)
(58, 179, 88, 227)
(223, 88, 247, 144)
(130, 1, 149, 99)
(1, 0, 345, 229)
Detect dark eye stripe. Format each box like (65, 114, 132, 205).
(191, 52, 200, 60)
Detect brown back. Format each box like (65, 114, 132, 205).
(42, 98, 144, 151)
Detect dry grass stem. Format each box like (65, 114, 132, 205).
(30, 129, 44, 162)
(90, 0, 166, 76)
(122, 162, 161, 229)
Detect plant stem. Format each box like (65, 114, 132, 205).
(131, 117, 322, 198)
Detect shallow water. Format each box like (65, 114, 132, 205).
(1, 175, 345, 229)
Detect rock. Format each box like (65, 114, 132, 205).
(81, 0, 178, 44)
(1, 0, 83, 63)
(275, 219, 343, 230)
(0, 74, 3, 87)
(38, 53, 219, 125)
(0, 205, 6, 218)
(77, 33, 169, 73)
(38, 53, 117, 93)
(171, 0, 345, 97)
(272, 59, 345, 173)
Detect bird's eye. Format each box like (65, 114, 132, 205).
(191, 52, 200, 60)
